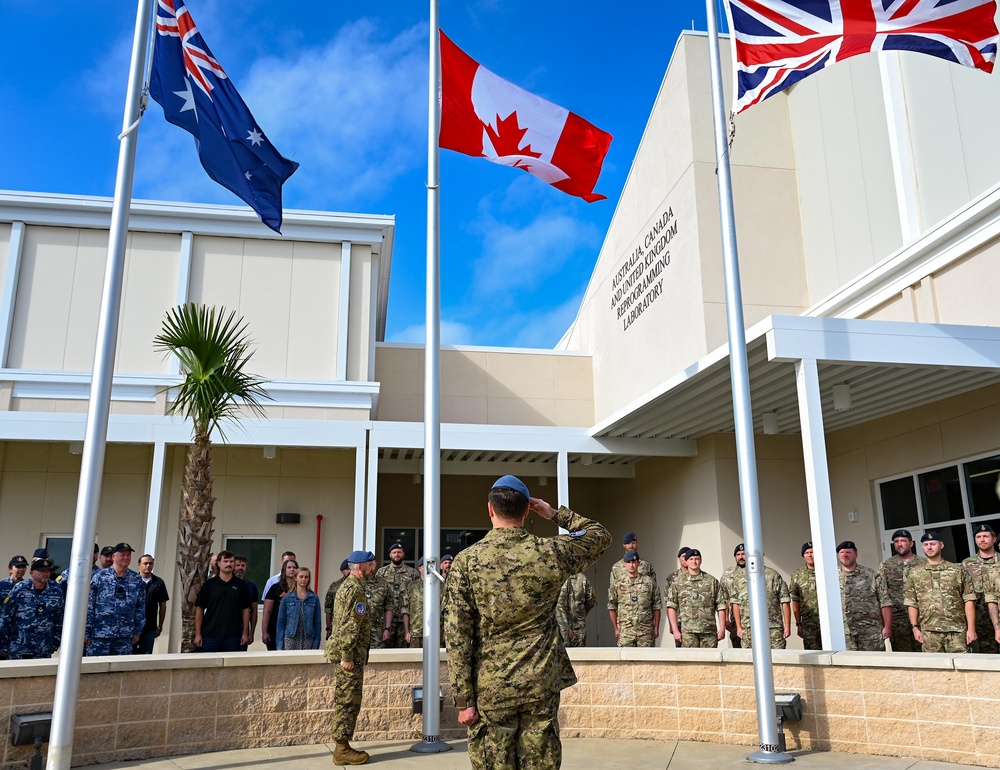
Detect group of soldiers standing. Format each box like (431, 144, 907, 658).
(553, 524, 1000, 653)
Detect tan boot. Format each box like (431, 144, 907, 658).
(333, 739, 370, 765)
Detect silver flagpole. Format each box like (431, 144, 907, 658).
(47, 1, 156, 768)
(411, 0, 450, 753)
(704, 0, 791, 763)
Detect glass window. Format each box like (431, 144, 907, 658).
(223, 536, 273, 593)
(918, 466, 963, 524)
(965, 455, 1000, 518)
(880, 477, 918, 530)
(441, 528, 488, 560)
(43, 536, 73, 578)
(382, 528, 417, 567)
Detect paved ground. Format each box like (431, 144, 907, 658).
(86, 738, 987, 769)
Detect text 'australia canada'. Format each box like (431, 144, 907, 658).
(609, 207, 677, 331)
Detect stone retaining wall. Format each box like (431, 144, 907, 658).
(1, 648, 998, 769)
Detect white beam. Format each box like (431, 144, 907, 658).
(143, 441, 167, 557)
(557, 450, 569, 508)
(354, 437, 367, 551)
(365, 434, 379, 552)
(0, 221, 25, 368)
(337, 241, 352, 382)
(377, 458, 635, 479)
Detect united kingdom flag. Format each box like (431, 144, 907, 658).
(725, 0, 1000, 113)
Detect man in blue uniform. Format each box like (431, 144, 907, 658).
(0, 553, 64, 659)
(85, 542, 145, 656)
(57, 542, 101, 594)
(0, 555, 28, 599)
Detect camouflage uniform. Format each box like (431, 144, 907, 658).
(720, 566, 742, 648)
(0, 579, 64, 659)
(0, 576, 25, 601)
(904, 560, 976, 653)
(665, 571, 725, 648)
(961, 553, 1000, 653)
(840, 564, 891, 651)
(734, 566, 790, 649)
(556, 573, 596, 647)
(444, 506, 610, 770)
(402, 577, 446, 648)
(376, 561, 420, 648)
(609, 573, 661, 647)
(610, 558, 656, 584)
(324, 574, 371, 742)
(365, 573, 391, 650)
(878, 554, 925, 652)
(323, 574, 346, 635)
(56, 564, 100, 595)
(85, 566, 145, 656)
(662, 568, 687, 647)
(789, 567, 821, 650)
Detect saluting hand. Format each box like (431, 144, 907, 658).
(528, 498, 557, 520)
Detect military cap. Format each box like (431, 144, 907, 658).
(441, 553, 454, 563)
(921, 530, 942, 542)
(492, 474, 530, 501)
(677, 546, 692, 558)
(32, 548, 49, 559)
(836, 540, 856, 552)
(388, 542, 404, 551)
(348, 550, 375, 564)
(891, 529, 913, 540)
(687, 548, 702, 558)
(801, 541, 813, 556)
(339, 559, 350, 572)
(975, 523, 995, 535)
(734, 543, 745, 556)
(8, 555, 27, 568)
(100, 546, 115, 557)
(112, 542, 135, 554)
(31, 556, 54, 571)
(623, 551, 640, 563)
(622, 532, 637, 544)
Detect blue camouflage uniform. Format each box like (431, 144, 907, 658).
(0, 578, 64, 659)
(0, 576, 26, 600)
(86, 567, 145, 656)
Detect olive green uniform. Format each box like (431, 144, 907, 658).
(444, 506, 611, 770)
(365, 574, 390, 649)
(376, 561, 420, 648)
(733, 566, 790, 649)
(665, 571, 725, 648)
(789, 566, 821, 650)
(608, 573, 661, 647)
(720, 566, 742, 648)
(840, 564, 891, 651)
(904, 560, 976, 653)
(555, 573, 596, 647)
(402, 576, 446, 648)
(323, 575, 346, 637)
(609, 558, 656, 584)
(324, 574, 371, 742)
(878, 554, 925, 652)
(961, 553, 1000, 653)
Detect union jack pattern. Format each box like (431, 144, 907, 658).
(155, 0, 227, 97)
(725, 0, 1000, 113)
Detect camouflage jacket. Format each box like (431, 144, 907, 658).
(720, 566, 742, 614)
(904, 560, 976, 633)
(961, 553, 1000, 600)
(0, 579, 64, 658)
(0, 577, 25, 601)
(878, 554, 925, 619)
(365, 573, 391, 646)
(734, 566, 789, 631)
(444, 507, 611, 711)
(324, 575, 347, 615)
(325, 574, 371, 666)
(788, 567, 818, 626)
(610, 558, 656, 585)
(376, 562, 420, 617)
(86, 567, 145, 640)
(556, 573, 596, 635)
(665, 571, 724, 633)
(609, 574, 661, 634)
(840, 564, 891, 633)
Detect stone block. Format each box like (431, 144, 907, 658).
(120, 669, 171, 697)
(970, 697, 1000, 728)
(918, 721, 975, 754)
(214, 715, 258, 740)
(167, 716, 215, 745)
(675, 664, 720, 685)
(634, 683, 676, 708)
(633, 706, 678, 732)
(73, 725, 115, 755)
(859, 667, 913, 694)
(630, 662, 676, 685)
(677, 708, 722, 734)
(355, 708, 388, 733)
(171, 668, 218, 694)
(386, 664, 421, 686)
(558, 705, 592, 729)
(386, 684, 414, 709)
(806, 689, 865, 717)
(718, 663, 754, 686)
(772, 664, 811, 691)
(0, 680, 13, 707)
(560, 683, 591, 705)
(261, 688, 302, 714)
(862, 691, 916, 720)
(217, 689, 263, 716)
(966, 670, 1000, 698)
(677, 684, 721, 710)
(75, 697, 118, 727)
(169, 691, 218, 720)
(573, 663, 617, 683)
(591, 682, 633, 707)
(912, 668, 968, 697)
(363, 666, 389, 687)
(591, 705, 635, 732)
(14, 676, 55, 706)
(78, 673, 122, 700)
(914, 693, 972, 725)
(720, 686, 755, 711)
(721, 708, 757, 737)
(816, 714, 867, 743)
(863, 717, 920, 748)
(920, 747, 980, 766)
(115, 720, 168, 750)
(974, 725, 1000, 753)
(809, 666, 860, 692)
(635, 728, 679, 741)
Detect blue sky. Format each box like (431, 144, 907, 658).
(1, 0, 716, 348)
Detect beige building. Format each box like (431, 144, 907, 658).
(3, 32, 1000, 651)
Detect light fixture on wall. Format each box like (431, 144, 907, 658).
(581, 453, 593, 466)
(263, 446, 276, 460)
(762, 411, 779, 435)
(68, 441, 83, 455)
(832, 383, 852, 411)
(538, 476, 548, 487)
(412, 473, 421, 485)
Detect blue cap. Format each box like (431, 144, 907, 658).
(622, 532, 637, 544)
(891, 529, 912, 540)
(348, 550, 375, 564)
(921, 531, 941, 543)
(801, 541, 813, 556)
(441, 553, 454, 563)
(8, 555, 27, 568)
(975, 523, 995, 535)
(734, 543, 745, 556)
(623, 551, 640, 563)
(687, 549, 701, 558)
(32, 548, 49, 560)
(492, 475, 529, 500)
(836, 540, 856, 552)
(339, 559, 350, 572)
(677, 547, 691, 558)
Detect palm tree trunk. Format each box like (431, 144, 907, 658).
(177, 432, 216, 653)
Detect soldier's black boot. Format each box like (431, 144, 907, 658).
(333, 739, 369, 765)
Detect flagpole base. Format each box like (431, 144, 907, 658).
(410, 736, 453, 754)
(747, 749, 794, 764)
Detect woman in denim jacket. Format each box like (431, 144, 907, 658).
(276, 567, 322, 649)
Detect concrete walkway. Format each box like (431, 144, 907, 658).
(85, 739, 988, 769)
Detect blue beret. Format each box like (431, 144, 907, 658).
(339, 559, 350, 572)
(348, 550, 375, 564)
(622, 532, 637, 544)
(734, 543, 745, 556)
(677, 547, 692, 558)
(623, 551, 640, 563)
(975, 524, 995, 535)
(801, 541, 813, 556)
(836, 540, 856, 552)
(921, 531, 941, 543)
(891, 529, 912, 540)
(492, 475, 530, 501)
(441, 553, 454, 563)
(687, 549, 701, 558)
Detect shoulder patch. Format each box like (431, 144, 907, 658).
(569, 529, 588, 537)
(355, 601, 367, 616)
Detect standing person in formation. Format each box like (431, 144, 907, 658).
(277, 567, 322, 650)
(57, 543, 100, 595)
(194, 550, 250, 652)
(403, 557, 448, 649)
(376, 543, 420, 648)
(731, 560, 791, 649)
(556, 571, 597, 647)
(134, 554, 169, 654)
(444, 476, 610, 770)
(365, 570, 392, 650)
(324, 559, 351, 638)
(837, 541, 891, 651)
(325, 550, 377, 766)
(261, 558, 298, 650)
(789, 542, 821, 650)
(0, 553, 64, 660)
(0, 555, 27, 599)
(233, 555, 258, 649)
(720, 544, 745, 648)
(86, 543, 145, 656)
(879, 529, 925, 652)
(666, 549, 726, 648)
(962, 523, 1000, 653)
(609, 532, 656, 584)
(663, 547, 692, 648)
(609, 551, 661, 647)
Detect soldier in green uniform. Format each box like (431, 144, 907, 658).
(961, 523, 1000, 653)
(403, 557, 447, 648)
(365, 572, 391, 650)
(904, 531, 979, 653)
(324, 549, 376, 766)
(609, 532, 657, 584)
(556, 571, 596, 647)
(444, 475, 610, 770)
(324, 559, 351, 638)
(878, 529, 925, 652)
(837, 541, 891, 651)
(609, 551, 662, 647)
(731, 563, 791, 649)
(663, 547, 691, 648)
(665, 549, 725, 648)
(376, 543, 420, 648)
(720, 544, 745, 648)
(789, 542, 821, 650)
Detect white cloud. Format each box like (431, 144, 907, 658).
(390, 320, 475, 346)
(506, 291, 584, 348)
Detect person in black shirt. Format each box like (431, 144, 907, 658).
(194, 550, 250, 652)
(135, 554, 170, 654)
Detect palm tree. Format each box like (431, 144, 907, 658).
(154, 304, 270, 652)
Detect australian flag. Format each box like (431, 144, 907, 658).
(725, 0, 999, 113)
(149, 0, 298, 232)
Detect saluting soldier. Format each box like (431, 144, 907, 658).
(376, 542, 420, 648)
(837, 541, 891, 651)
(556, 571, 597, 647)
(609, 532, 657, 584)
(0, 553, 64, 660)
(720, 544, 746, 648)
(85, 542, 145, 656)
(731, 562, 791, 649)
(324, 549, 376, 766)
(0, 555, 28, 600)
(878, 529, 925, 652)
(789, 542, 821, 650)
(905, 531, 980, 653)
(609, 551, 662, 647)
(444, 475, 610, 770)
(665, 549, 725, 648)
(961, 523, 1000, 653)
(323, 558, 351, 638)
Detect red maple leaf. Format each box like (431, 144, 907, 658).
(484, 111, 542, 162)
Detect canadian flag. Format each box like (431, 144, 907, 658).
(439, 30, 613, 203)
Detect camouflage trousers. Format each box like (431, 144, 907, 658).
(369, 627, 386, 650)
(800, 621, 822, 651)
(680, 632, 718, 649)
(468, 692, 561, 770)
(386, 616, 407, 648)
(742, 626, 786, 650)
(332, 665, 364, 741)
(561, 625, 588, 648)
(846, 625, 885, 652)
(972, 620, 999, 654)
(921, 631, 968, 654)
(617, 630, 655, 647)
(86, 637, 134, 656)
(889, 622, 921, 653)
